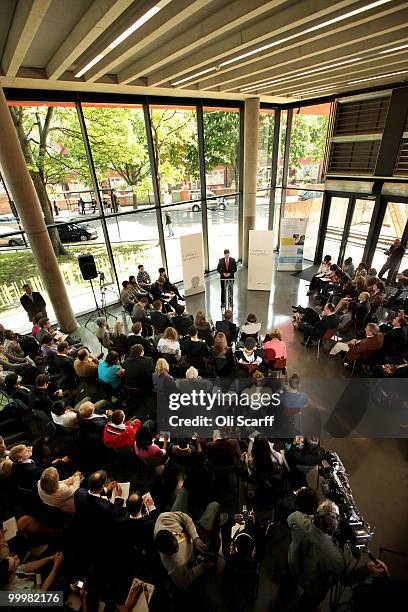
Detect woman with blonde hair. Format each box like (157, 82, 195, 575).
(152, 357, 177, 394)
(37, 466, 82, 513)
(157, 326, 181, 360)
(263, 328, 287, 359)
(110, 319, 128, 357)
(212, 331, 233, 376)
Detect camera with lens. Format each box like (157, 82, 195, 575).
(319, 451, 374, 557)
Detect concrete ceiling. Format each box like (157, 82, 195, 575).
(0, 0, 407, 103)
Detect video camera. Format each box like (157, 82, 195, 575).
(319, 451, 374, 557)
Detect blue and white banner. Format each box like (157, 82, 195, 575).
(278, 217, 308, 271)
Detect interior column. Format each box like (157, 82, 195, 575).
(0, 86, 77, 332)
(242, 97, 260, 266)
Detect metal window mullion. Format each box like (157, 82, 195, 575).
(197, 102, 209, 272)
(314, 191, 331, 264)
(363, 194, 386, 265)
(238, 106, 244, 261)
(143, 101, 168, 273)
(268, 108, 280, 232)
(338, 195, 356, 265)
(75, 101, 120, 293)
(277, 108, 293, 249)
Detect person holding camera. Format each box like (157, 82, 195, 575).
(282, 499, 388, 611)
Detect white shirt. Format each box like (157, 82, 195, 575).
(52, 410, 79, 429)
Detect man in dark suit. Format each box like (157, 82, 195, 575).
(150, 300, 172, 333)
(173, 306, 194, 336)
(20, 284, 47, 322)
(216, 309, 238, 345)
(127, 322, 153, 356)
(302, 303, 341, 344)
(217, 249, 237, 306)
(123, 344, 155, 391)
(116, 491, 158, 559)
(9, 444, 68, 490)
(379, 239, 407, 285)
(353, 292, 371, 331)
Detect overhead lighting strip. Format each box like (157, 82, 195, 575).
(170, 0, 392, 87)
(348, 70, 408, 84)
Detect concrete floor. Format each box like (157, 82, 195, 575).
(75, 262, 408, 610)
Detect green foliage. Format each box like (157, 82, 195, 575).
(288, 113, 329, 171)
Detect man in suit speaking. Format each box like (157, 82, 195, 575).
(217, 249, 237, 307)
(20, 283, 47, 322)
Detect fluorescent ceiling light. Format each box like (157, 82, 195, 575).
(379, 43, 408, 54)
(172, 67, 216, 86)
(348, 70, 408, 84)
(75, 1, 170, 78)
(289, 85, 338, 96)
(219, 0, 391, 68)
(240, 57, 362, 91)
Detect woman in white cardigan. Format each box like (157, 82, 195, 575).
(37, 467, 82, 514)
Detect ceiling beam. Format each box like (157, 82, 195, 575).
(145, 0, 364, 86)
(117, 0, 288, 84)
(199, 5, 408, 90)
(83, 0, 215, 83)
(266, 56, 408, 95)
(45, 0, 134, 80)
(2, 0, 52, 77)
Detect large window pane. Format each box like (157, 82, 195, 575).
(82, 104, 154, 211)
(281, 188, 324, 261)
(258, 110, 274, 189)
(323, 196, 350, 262)
(343, 198, 376, 264)
(372, 201, 408, 272)
(288, 103, 330, 189)
(204, 107, 240, 268)
(255, 190, 271, 230)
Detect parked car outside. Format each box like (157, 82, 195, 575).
(55, 222, 98, 242)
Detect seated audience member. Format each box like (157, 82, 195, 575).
(158, 267, 184, 301)
(98, 351, 124, 390)
(330, 323, 384, 364)
(350, 291, 371, 331)
(41, 335, 58, 362)
(307, 255, 332, 294)
(131, 296, 149, 324)
(120, 280, 136, 313)
(248, 438, 285, 492)
(109, 321, 128, 358)
(31, 312, 43, 338)
(0, 549, 65, 592)
(77, 402, 108, 435)
(278, 485, 320, 524)
(180, 326, 210, 375)
(396, 268, 408, 288)
(128, 275, 149, 301)
(103, 409, 141, 450)
(383, 315, 408, 352)
(0, 344, 39, 386)
(38, 466, 81, 513)
(127, 321, 153, 356)
(168, 437, 203, 469)
(9, 444, 68, 490)
(74, 349, 99, 380)
(302, 303, 340, 345)
(172, 306, 194, 336)
(236, 337, 263, 370)
(123, 344, 155, 391)
(353, 262, 369, 280)
(95, 317, 112, 349)
(157, 327, 181, 360)
(54, 341, 76, 372)
(150, 300, 172, 333)
(3, 330, 26, 360)
(284, 435, 325, 488)
(178, 366, 213, 398)
(211, 332, 234, 376)
(134, 427, 167, 466)
(240, 313, 261, 341)
(4, 372, 30, 405)
(152, 358, 177, 395)
(342, 257, 355, 278)
(35, 318, 55, 345)
(154, 506, 219, 590)
(137, 264, 152, 291)
(380, 357, 408, 378)
(206, 429, 241, 467)
(367, 268, 378, 284)
(51, 400, 79, 429)
(117, 491, 158, 555)
(369, 280, 386, 314)
(215, 309, 238, 345)
(29, 374, 55, 415)
(263, 328, 287, 359)
(194, 310, 213, 334)
(279, 374, 309, 425)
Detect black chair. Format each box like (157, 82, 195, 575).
(197, 327, 214, 347)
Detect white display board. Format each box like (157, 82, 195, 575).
(277, 218, 308, 271)
(180, 233, 205, 296)
(247, 230, 275, 290)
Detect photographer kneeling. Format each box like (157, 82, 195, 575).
(281, 499, 388, 611)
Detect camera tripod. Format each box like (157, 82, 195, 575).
(83, 274, 117, 333)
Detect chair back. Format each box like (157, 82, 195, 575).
(273, 357, 286, 370)
(263, 347, 276, 366)
(197, 327, 214, 346)
(240, 331, 258, 344)
(322, 328, 337, 341)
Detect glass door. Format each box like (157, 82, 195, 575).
(340, 197, 376, 266)
(371, 200, 408, 273)
(322, 195, 351, 263)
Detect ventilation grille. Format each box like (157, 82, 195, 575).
(394, 138, 408, 176)
(333, 97, 390, 135)
(327, 141, 380, 174)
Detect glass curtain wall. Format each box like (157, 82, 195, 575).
(256, 109, 275, 230)
(372, 201, 408, 272)
(203, 107, 241, 269)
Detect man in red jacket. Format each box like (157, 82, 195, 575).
(103, 410, 141, 450)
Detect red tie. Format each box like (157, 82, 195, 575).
(226, 258, 229, 271)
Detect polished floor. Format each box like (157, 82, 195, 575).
(74, 263, 408, 611)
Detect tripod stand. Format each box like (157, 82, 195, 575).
(83, 275, 117, 332)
